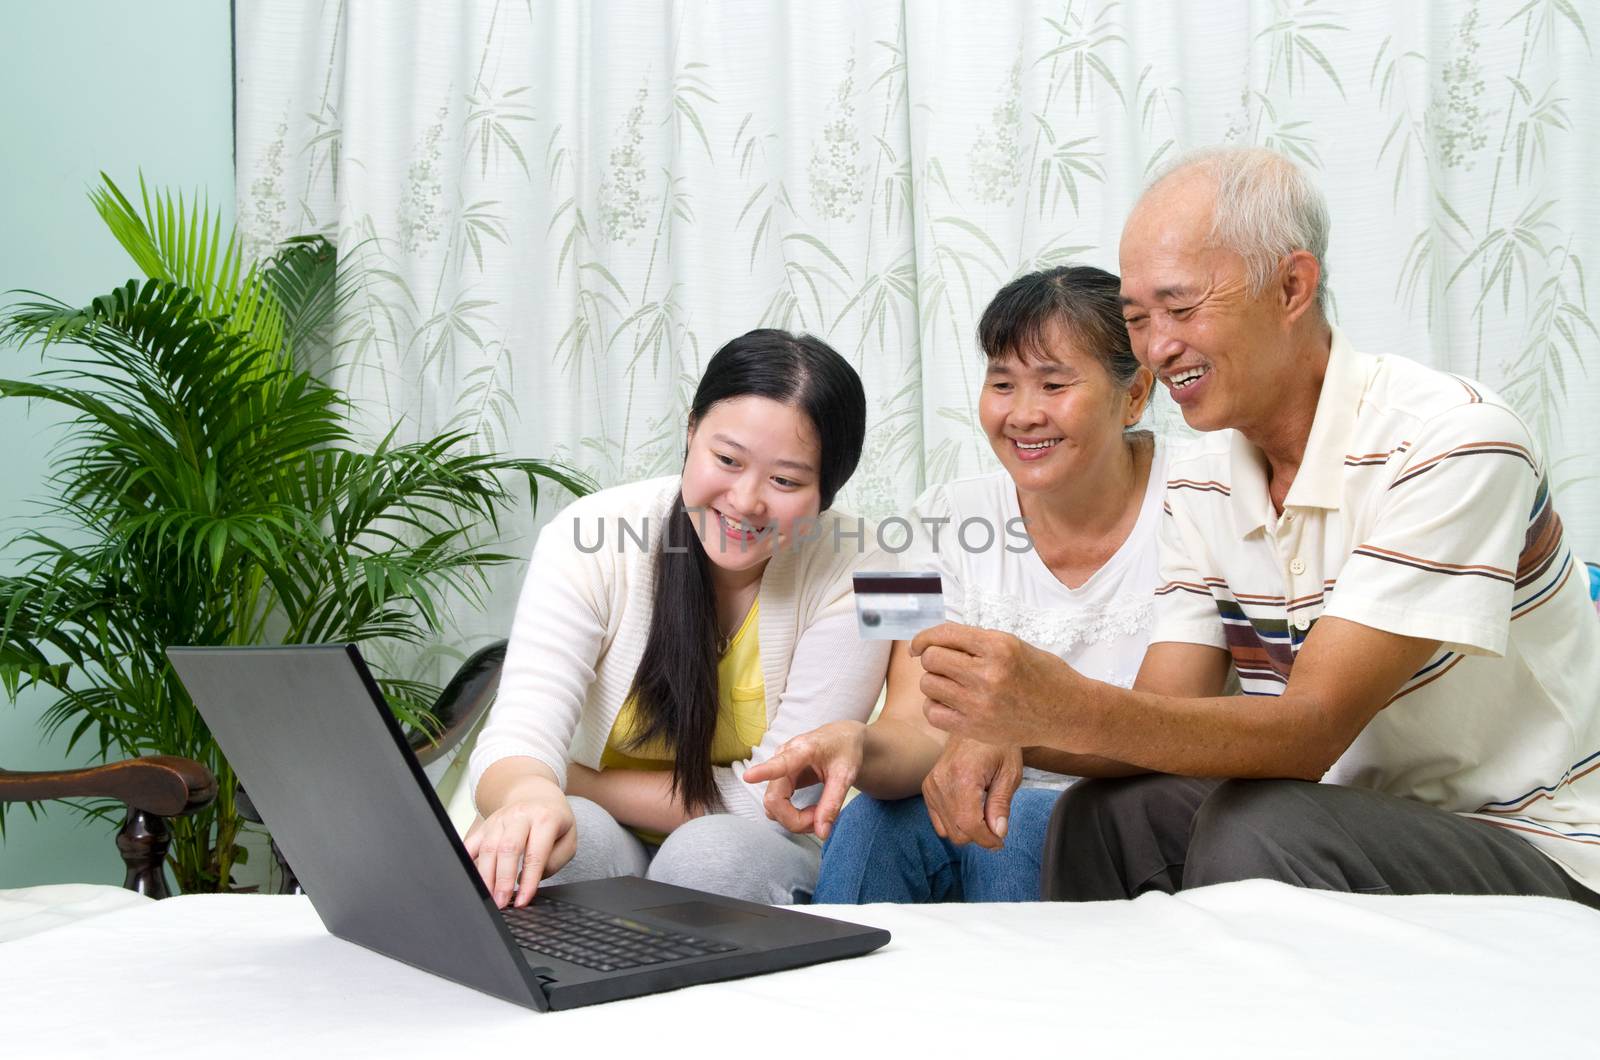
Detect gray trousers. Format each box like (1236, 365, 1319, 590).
(544, 796, 821, 905)
(1043, 775, 1600, 909)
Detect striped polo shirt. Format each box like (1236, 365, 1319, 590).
(1153, 328, 1600, 893)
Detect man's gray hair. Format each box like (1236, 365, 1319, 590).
(1151, 146, 1331, 310)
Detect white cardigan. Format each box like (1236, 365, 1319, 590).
(468, 476, 892, 831)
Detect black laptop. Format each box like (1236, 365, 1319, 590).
(166, 644, 889, 1011)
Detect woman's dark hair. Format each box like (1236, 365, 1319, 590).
(977, 265, 1142, 390)
(625, 328, 866, 812)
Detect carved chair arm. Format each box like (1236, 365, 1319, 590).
(0, 756, 218, 899)
(0, 755, 217, 816)
(406, 638, 507, 766)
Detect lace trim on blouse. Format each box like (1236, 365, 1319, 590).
(965, 582, 1154, 790)
(963, 582, 1154, 663)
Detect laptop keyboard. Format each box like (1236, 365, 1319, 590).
(502, 896, 740, 972)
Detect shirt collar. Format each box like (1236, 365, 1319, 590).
(1227, 430, 1273, 537)
(1226, 327, 1369, 535)
(1287, 327, 1368, 509)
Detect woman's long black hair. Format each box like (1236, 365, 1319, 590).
(624, 329, 866, 812)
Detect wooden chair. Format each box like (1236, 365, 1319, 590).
(241, 638, 508, 894)
(0, 640, 503, 899)
(0, 756, 218, 899)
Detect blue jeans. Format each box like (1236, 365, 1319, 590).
(812, 788, 1058, 903)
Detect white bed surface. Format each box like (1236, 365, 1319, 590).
(4, 880, 1595, 1056)
(0, 883, 151, 943)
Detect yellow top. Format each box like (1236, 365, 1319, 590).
(600, 596, 768, 775)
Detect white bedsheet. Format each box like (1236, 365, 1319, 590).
(0, 883, 150, 943)
(4, 881, 1595, 1057)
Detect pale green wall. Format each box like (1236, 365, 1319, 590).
(0, 0, 235, 887)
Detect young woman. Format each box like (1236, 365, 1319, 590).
(465, 330, 890, 908)
(748, 266, 1163, 902)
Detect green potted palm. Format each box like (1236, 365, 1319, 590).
(0, 176, 586, 893)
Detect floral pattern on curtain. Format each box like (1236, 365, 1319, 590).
(235, 0, 1599, 642)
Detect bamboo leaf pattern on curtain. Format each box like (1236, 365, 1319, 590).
(235, 0, 1599, 642)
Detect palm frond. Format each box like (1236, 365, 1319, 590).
(263, 234, 367, 366)
(89, 172, 286, 362)
(2, 176, 594, 892)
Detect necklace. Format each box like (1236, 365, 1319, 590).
(717, 595, 757, 656)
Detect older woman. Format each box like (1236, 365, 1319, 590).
(747, 266, 1162, 902)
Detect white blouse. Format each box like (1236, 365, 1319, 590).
(901, 439, 1168, 788)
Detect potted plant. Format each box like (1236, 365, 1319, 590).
(0, 175, 586, 893)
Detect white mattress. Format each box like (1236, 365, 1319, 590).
(0, 883, 151, 943)
(4, 880, 1595, 1056)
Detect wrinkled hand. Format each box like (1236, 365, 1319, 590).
(463, 776, 577, 908)
(742, 720, 866, 840)
(921, 737, 1023, 850)
(911, 622, 1083, 747)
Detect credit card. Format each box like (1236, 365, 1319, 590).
(852, 570, 945, 640)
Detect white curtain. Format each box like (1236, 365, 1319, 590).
(235, 0, 1600, 643)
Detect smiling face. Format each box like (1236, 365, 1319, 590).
(679, 395, 824, 577)
(1118, 172, 1293, 435)
(978, 315, 1150, 498)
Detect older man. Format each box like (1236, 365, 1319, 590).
(912, 146, 1600, 906)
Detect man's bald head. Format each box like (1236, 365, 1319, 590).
(1127, 147, 1331, 311)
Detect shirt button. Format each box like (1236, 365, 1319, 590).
(1293, 614, 1310, 631)
(1289, 558, 1306, 575)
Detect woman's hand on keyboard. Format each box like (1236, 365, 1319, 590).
(464, 773, 577, 908)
